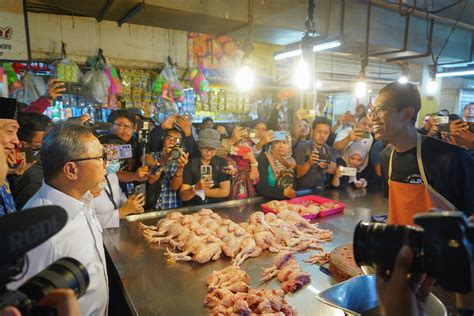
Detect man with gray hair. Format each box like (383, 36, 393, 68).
(11, 122, 109, 315)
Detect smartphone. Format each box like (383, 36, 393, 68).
(230, 146, 251, 156)
(339, 166, 357, 177)
(468, 122, 474, 133)
(315, 151, 331, 164)
(438, 123, 450, 133)
(149, 164, 162, 175)
(358, 130, 371, 139)
(434, 116, 449, 125)
(134, 184, 146, 196)
(248, 129, 257, 139)
(105, 144, 133, 161)
(273, 131, 287, 141)
(200, 165, 212, 179)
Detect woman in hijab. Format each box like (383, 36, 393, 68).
(256, 132, 297, 199)
(331, 141, 370, 189)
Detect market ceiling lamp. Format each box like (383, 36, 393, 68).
(426, 78, 438, 95)
(398, 76, 409, 84)
(355, 80, 367, 99)
(273, 39, 342, 61)
(315, 80, 322, 89)
(235, 65, 255, 92)
(435, 68, 474, 78)
(293, 58, 311, 90)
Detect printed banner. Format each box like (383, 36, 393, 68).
(0, 0, 31, 62)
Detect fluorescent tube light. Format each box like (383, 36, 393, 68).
(312, 40, 342, 52)
(274, 49, 302, 61)
(435, 69, 474, 78)
(274, 39, 342, 61)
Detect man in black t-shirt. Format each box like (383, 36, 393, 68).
(180, 128, 230, 205)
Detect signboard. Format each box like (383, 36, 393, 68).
(0, 0, 31, 62)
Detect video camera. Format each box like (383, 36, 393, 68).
(353, 211, 474, 293)
(0, 206, 90, 315)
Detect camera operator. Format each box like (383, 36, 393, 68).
(9, 112, 51, 209)
(294, 117, 337, 193)
(11, 122, 109, 315)
(180, 128, 230, 205)
(105, 110, 149, 186)
(145, 128, 189, 210)
(148, 114, 197, 155)
(374, 82, 474, 225)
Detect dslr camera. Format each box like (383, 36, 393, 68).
(354, 211, 474, 293)
(0, 206, 90, 315)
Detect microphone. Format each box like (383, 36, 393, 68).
(0, 206, 68, 265)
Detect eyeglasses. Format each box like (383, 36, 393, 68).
(369, 103, 393, 119)
(165, 135, 182, 143)
(69, 152, 107, 164)
(113, 122, 135, 130)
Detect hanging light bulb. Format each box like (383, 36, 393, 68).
(235, 65, 255, 92)
(426, 78, 438, 95)
(355, 80, 367, 99)
(293, 58, 311, 90)
(398, 76, 409, 84)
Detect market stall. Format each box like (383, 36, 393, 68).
(103, 187, 389, 315)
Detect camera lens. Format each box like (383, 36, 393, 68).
(170, 147, 183, 160)
(19, 257, 90, 302)
(353, 221, 424, 273)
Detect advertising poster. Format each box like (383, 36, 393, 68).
(0, 0, 31, 62)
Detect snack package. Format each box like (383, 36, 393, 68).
(51, 58, 82, 83)
(82, 70, 110, 104)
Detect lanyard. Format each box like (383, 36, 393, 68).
(104, 177, 118, 210)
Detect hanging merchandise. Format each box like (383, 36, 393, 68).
(151, 57, 185, 114)
(51, 43, 82, 83)
(15, 72, 47, 105)
(2, 63, 22, 91)
(82, 49, 110, 105)
(120, 68, 157, 116)
(187, 66, 209, 96)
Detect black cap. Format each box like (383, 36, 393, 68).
(0, 97, 19, 120)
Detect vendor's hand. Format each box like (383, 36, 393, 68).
(283, 185, 296, 199)
(348, 129, 364, 141)
(46, 79, 66, 101)
(161, 114, 177, 130)
(195, 177, 214, 190)
(259, 130, 275, 145)
(449, 120, 469, 136)
(376, 246, 433, 316)
(38, 289, 81, 316)
(120, 194, 145, 217)
(177, 152, 189, 169)
(175, 116, 192, 137)
(134, 165, 149, 181)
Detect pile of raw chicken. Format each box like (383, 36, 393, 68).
(263, 200, 341, 216)
(205, 266, 296, 315)
(139, 208, 333, 266)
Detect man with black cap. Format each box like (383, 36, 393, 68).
(180, 128, 230, 205)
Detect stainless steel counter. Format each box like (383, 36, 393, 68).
(103, 186, 388, 315)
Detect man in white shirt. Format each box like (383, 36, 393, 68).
(14, 122, 109, 316)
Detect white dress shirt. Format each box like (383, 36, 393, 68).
(14, 182, 109, 316)
(93, 173, 127, 229)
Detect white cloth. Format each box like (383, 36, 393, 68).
(13, 182, 109, 316)
(93, 173, 127, 228)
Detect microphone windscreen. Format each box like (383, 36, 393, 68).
(0, 206, 68, 265)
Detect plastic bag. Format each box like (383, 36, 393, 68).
(83, 70, 110, 104)
(16, 72, 47, 105)
(51, 58, 82, 83)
